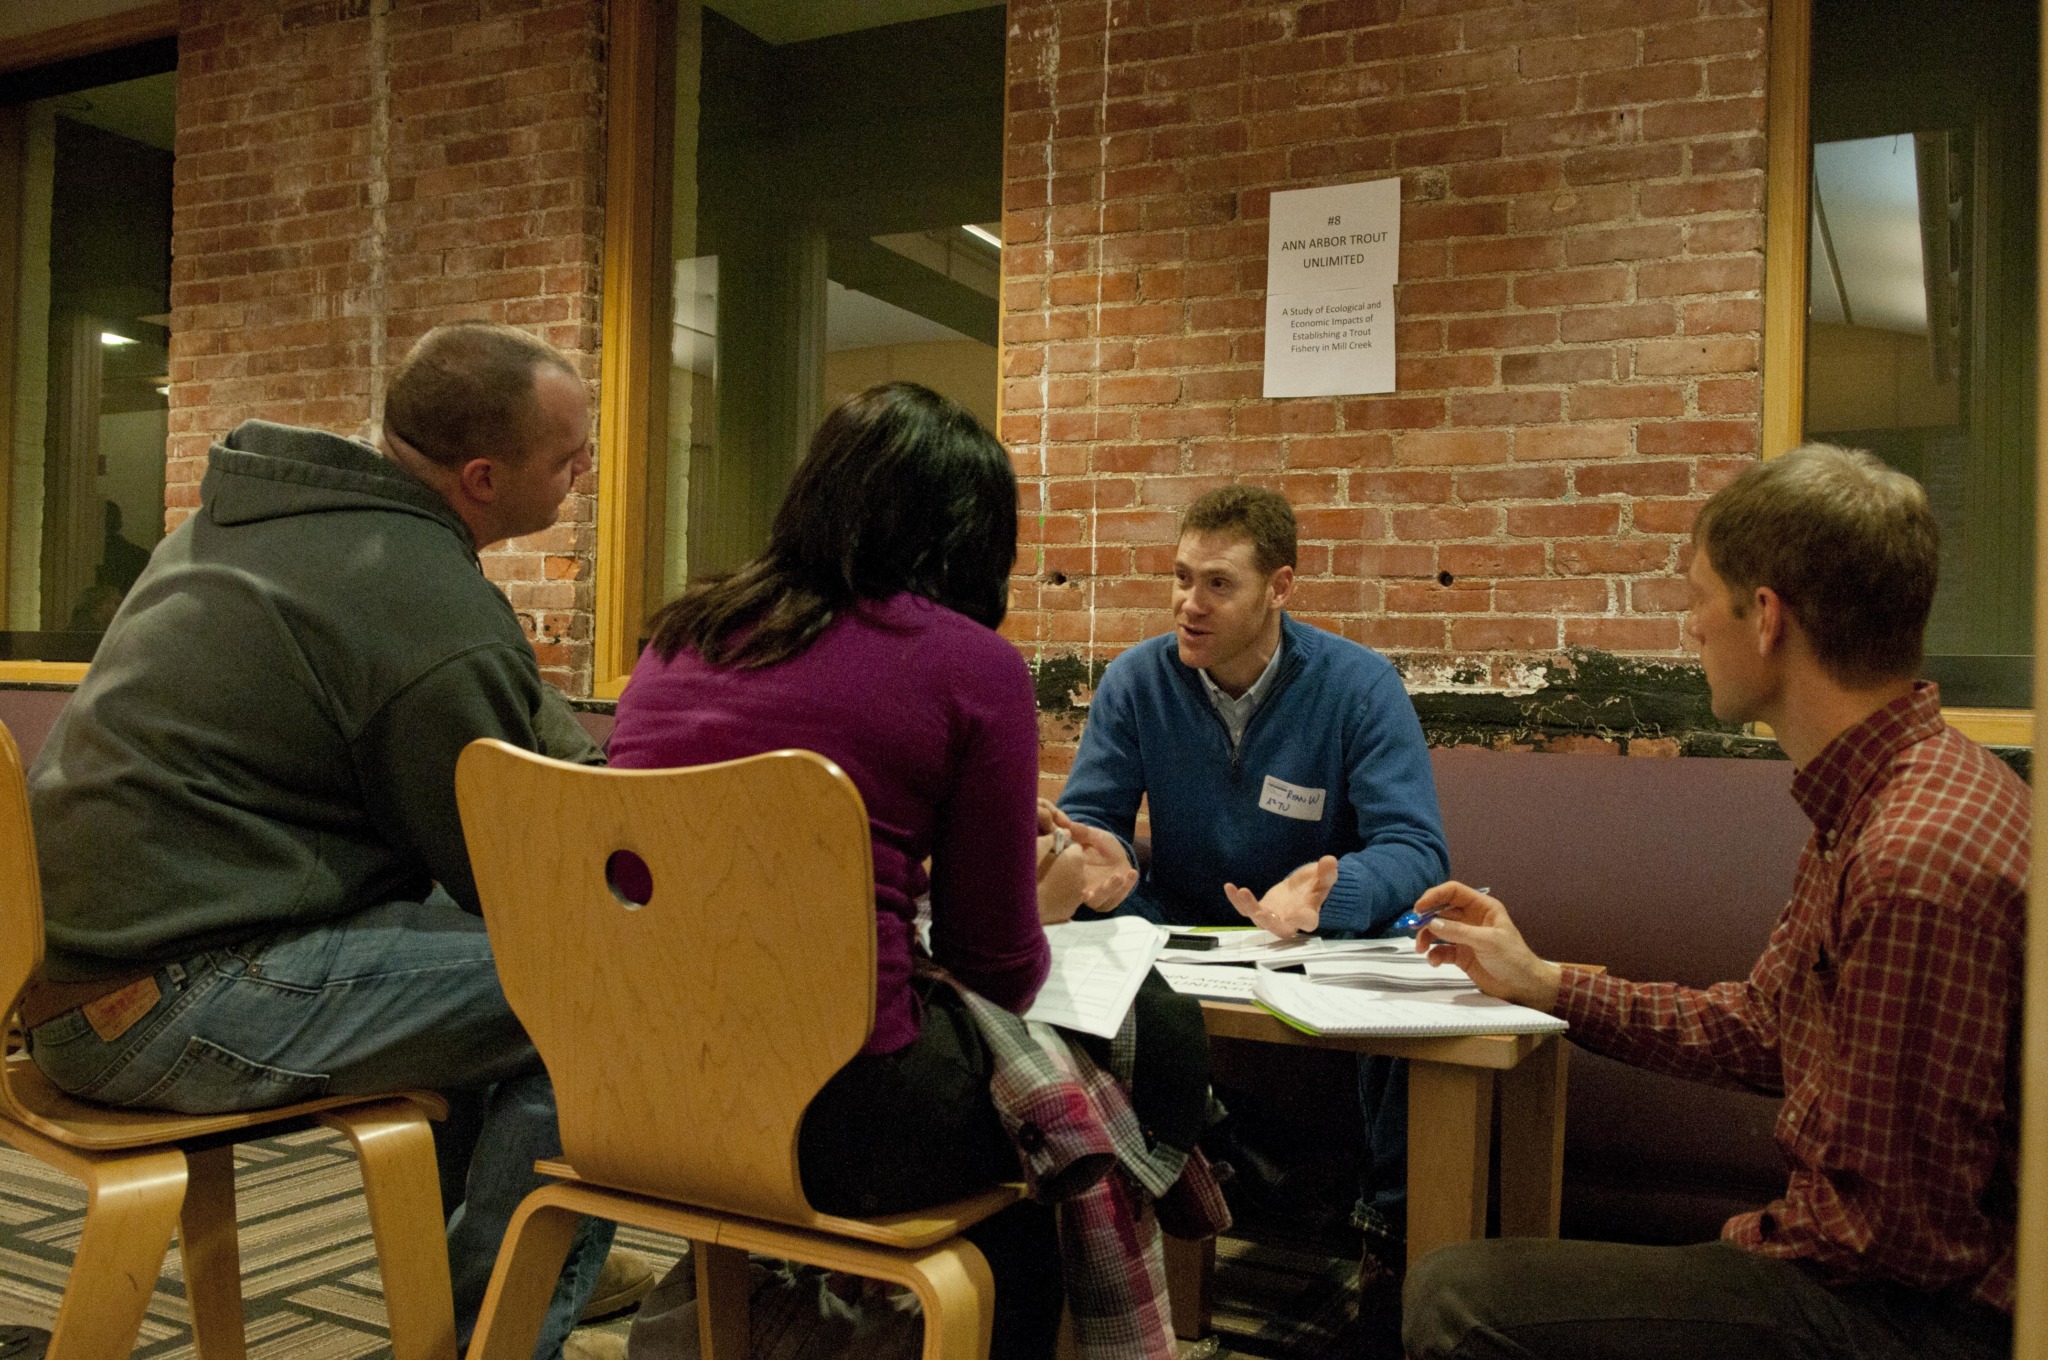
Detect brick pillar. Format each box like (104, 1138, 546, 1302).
(169, 0, 605, 692)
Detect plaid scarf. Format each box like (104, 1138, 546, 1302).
(929, 969, 1229, 1360)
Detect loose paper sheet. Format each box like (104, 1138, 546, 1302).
(1263, 177, 1401, 398)
(1157, 962, 1261, 1002)
(1022, 917, 1168, 1039)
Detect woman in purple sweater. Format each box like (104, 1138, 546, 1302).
(609, 383, 1210, 1359)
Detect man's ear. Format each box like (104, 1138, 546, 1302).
(1267, 563, 1295, 608)
(1751, 585, 1787, 656)
(457, 456, 499, 506)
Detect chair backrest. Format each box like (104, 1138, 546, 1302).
(0, 723, 44, 1026)
(0, 722, 55, 1130)
(455, 739, 877, 1225)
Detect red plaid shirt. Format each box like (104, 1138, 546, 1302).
(1556, 684, 2026, 1311)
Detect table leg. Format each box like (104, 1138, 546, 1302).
(1405, 1061, 1492, 1271)
(1496, 1034, 1568, 1239)
(1162, 1232, 1212, 1338)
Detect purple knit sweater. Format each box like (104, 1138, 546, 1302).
(608, 592, 1051, 1053)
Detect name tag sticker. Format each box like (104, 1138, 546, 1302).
(1259, 776, 1326, 822)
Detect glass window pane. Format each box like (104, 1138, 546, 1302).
(642, 2, 1005, 623)
(3, 65, 174, 661)
(1803, 0, 2037, 706)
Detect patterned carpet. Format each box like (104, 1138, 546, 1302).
(0, 1129, 1375, 1358)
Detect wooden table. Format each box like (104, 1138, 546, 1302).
(1162, 999, 1569, 1338)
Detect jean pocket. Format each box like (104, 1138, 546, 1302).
(132, 1036, 330, 1114)
(27, 1011, 130, 1100)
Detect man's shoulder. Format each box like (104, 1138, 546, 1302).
(1858, 725, 2029, 904)
(1281, 616, 1400, 694)
(1096, 632, 1182, 694)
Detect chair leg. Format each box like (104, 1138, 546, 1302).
(895, 1239, 996, 1360)
(694, 1240, 750, 1360)
(180, 1144, 247, 1360)
(321, 1100, 458, 1360)
(1161, 1232, 1213, 1339)
(463, 1185, 583, 1360)
(713, 1214, 999, 1360)
(46, 1147, 187, 1360)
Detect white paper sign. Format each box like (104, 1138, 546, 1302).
(1263, 177, 1401, 398)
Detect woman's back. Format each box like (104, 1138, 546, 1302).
(608, 591, 1048, 1054)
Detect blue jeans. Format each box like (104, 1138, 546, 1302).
(27, 893, 612, 1360)
(1356, 1054, 1407, 1241)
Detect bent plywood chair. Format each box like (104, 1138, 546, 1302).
(455, 740, 1020, 1360)
(0, 722, 456, 1360)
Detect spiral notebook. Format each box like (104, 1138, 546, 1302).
(1252, 971, 1567, 1038)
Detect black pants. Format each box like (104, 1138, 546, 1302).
(1404, 1238, 2011, 1360)
(798, 972, 1208, 1360)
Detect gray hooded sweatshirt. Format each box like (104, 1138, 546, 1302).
(29, 420, 601, 981)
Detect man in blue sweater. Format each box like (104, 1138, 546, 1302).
(1057, 485, 1448, 1281)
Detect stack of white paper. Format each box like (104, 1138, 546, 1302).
(1293, 954, 1474, 992)
(1158, 928, 1307, 965)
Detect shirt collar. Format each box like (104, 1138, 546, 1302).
(1200, 632, 1286, 710)
(1788, 681, 1945, 837)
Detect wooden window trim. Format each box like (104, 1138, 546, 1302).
(1761, 0, 1810, 461)
(592, 0, 662, 701)
(0, 3, 177, 80)
(1762, 0, 2034, 747)
(2028, 9, 2048, 1336)
(0, 1, 178, 686)
(2023, 0, 2048, 1324)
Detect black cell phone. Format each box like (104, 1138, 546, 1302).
(1166, 932, 1219, 951)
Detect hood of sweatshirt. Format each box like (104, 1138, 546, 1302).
(204, 419, 474, 550)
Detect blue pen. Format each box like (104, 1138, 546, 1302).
(1392, 886, 1489, 933)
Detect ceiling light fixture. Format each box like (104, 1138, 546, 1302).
(100, 332, 136, 347)
(961, 224, 1002, 250)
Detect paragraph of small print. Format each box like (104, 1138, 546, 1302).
(1279, 298, 1384, 357)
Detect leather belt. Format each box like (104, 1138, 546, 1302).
(17, 972, 154, 1031)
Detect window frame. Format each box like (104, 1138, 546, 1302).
(593, 0, 662, 701)
(0, 0, 177, 687)
(1762, 0, 2036, 746)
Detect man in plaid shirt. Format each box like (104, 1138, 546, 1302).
(1403, 445, 2023, 1360)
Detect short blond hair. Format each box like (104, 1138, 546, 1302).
(1692, 443, 1937, 685)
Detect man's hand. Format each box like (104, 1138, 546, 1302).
(1225, 855, 1338, 938)
(1412, 881, 1562, 1012)
(1036, 801, 1138, 923)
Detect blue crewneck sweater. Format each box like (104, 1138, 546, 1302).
(1058, 614, 1448, 934)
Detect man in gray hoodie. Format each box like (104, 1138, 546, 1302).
(24, 323, 613, 1359)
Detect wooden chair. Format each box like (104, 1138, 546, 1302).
(0, 722, 456, 1360)
(454, 740, 1020, 1360)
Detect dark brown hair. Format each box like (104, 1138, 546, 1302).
(1180, 485, 1297, 574)
(383, 322, 579, 469)
(1693, 443, 1939, 686)
(646, 383, 1018, 669)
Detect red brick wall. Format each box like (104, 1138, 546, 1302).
(999, 0, 1769, 771)
(167, 0, 605, 691)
